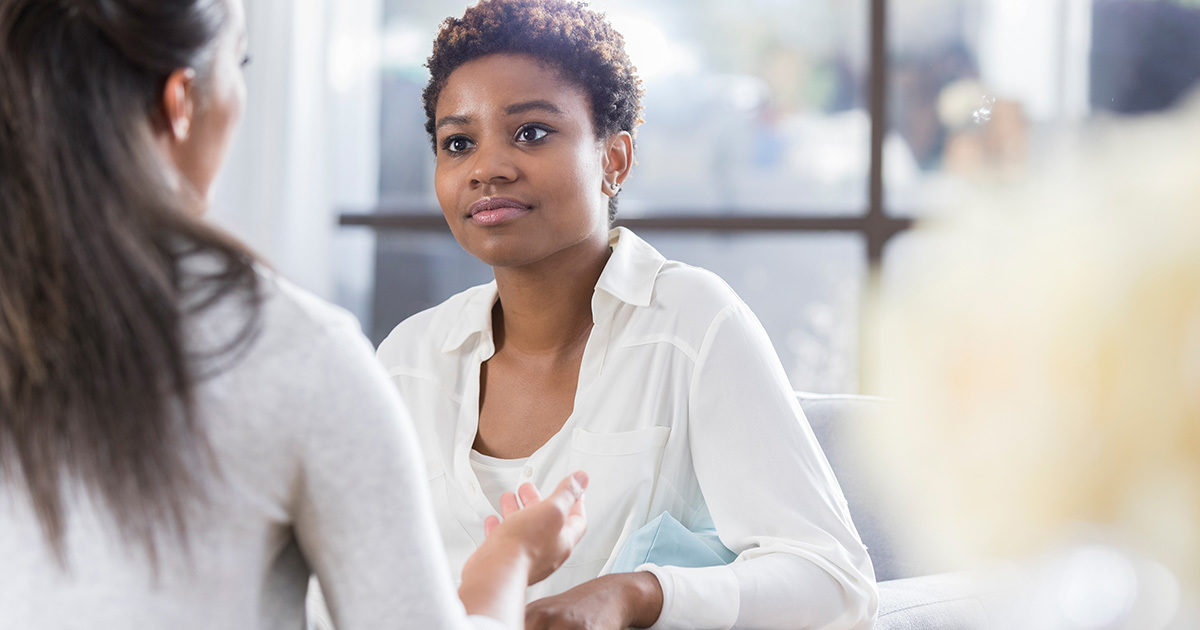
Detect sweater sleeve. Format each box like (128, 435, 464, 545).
(289, 319, 504, 630)
(639, 303, 878, 630)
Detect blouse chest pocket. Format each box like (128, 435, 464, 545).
(570, 425, 671, 457)
(564, 425, 671, 567)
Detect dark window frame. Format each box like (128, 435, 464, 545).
(340, 0, 910, 266)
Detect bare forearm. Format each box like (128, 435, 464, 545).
(523, 572, 664, 629)
(458, 542, 531, 628)
(616, 572, 665, 628)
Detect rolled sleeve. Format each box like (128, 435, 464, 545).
(636, 563, 740, 630)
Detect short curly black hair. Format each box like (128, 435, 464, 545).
(422, 0, 645, 219)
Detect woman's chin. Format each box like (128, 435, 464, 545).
(456, 225, 608, 271)
(473, 248, 544, 269)
(455, 232, 539, 269)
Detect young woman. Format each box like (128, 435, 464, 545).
(0, 1, 586, 628)
(376, 0, 878, 628)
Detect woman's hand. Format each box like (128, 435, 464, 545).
(479, 471, 589, 585)
(525, 572, 664, 630)
(458, 472, 588, 626)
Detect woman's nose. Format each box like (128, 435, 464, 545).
(469, 142, 519, 187)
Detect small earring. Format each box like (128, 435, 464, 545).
(610, 181, 621, 194)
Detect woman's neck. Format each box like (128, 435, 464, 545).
(491, 237, 611, 357)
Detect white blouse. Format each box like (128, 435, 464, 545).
(376, 228, 878, 629)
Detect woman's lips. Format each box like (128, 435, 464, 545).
(468, 197, 531, 226)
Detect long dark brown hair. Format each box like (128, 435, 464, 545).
(0, 0, 260, 563)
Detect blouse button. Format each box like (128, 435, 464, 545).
(522, 466, 533, 478)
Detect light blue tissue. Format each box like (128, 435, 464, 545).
(607, 511, 737, 574)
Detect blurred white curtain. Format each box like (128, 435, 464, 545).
(977, 0, 1092, 121)
(210, 0, 382, 324)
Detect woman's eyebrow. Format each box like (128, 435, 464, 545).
(435, 114, 472, 131)
(435, 101, 563, 130)
(504, 100, 565, 116)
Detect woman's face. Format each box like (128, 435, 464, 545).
(170, 0, 248, 205)
(433, 53, 617, 268)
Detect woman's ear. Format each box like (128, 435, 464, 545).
(161, 68, 197, 142)
(601, 131, 633, 197)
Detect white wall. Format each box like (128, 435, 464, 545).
(210, 0, 382, 325)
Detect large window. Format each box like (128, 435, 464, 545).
(342, 0, 1200, 393)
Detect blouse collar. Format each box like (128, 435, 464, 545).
(440, 227, 666, 353)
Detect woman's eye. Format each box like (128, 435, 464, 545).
(444, 136, 473, 153)
(516, 125, 550, 143)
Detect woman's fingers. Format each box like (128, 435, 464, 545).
(547, 471, 588, 515)
(490, 472, 588, 542)
(499, 491, 520, 518)
(543, 471, 589, 545)
(558, 472, 588, 544)
(517, 482, 542, 508)
(563, 493, 587, 546)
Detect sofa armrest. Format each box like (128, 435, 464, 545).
(876, 572, 991, 630)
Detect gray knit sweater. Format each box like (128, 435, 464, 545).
(0, 270, 501, 630)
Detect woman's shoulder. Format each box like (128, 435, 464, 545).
(650, 260, 745, 321)
(187, 268, 389, 451)
(254, 266, 364, 344)
(181, 259, 365, 364)
(610, 228, 742, 317)
(605, 256, 753, 358)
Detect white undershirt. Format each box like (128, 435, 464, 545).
(469, 449, 530, 513)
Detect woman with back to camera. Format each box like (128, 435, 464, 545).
(0, 1, 588, 628)
(376, 0, 878, 628)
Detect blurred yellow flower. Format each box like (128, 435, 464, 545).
(867, 94, 1200, 596)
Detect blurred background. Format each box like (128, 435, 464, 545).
(210, 0, 1200, 394)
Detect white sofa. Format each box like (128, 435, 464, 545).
(797, 393, 990, 630)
